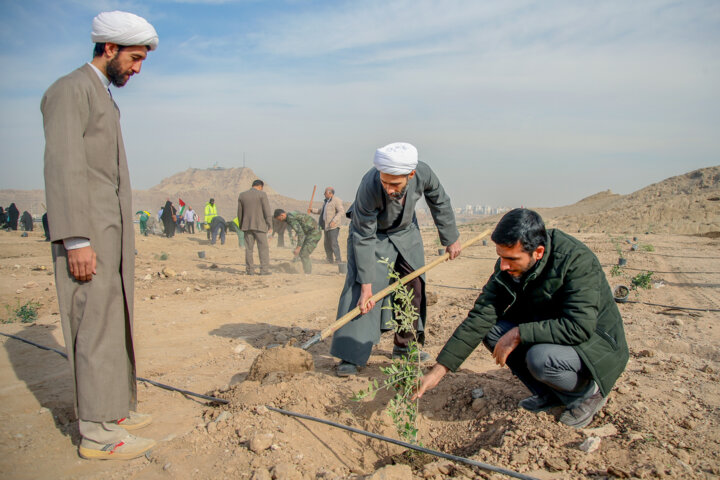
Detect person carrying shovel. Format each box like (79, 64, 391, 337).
(330, 142, 461, 377)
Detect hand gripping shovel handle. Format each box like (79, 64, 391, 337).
(300, 229, 492, 350)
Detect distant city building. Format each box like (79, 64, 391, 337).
(415, 204, 510, 217)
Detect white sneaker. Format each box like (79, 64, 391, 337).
(115, 411, 152, 431)
(79, 434, 156, 460)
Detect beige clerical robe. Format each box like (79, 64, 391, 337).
(41, 63, 136, 422)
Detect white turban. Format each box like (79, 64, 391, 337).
(373, 142, 418, 175)
(91, 11, 159, 51)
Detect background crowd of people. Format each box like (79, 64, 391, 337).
(0, 203, 50, 240)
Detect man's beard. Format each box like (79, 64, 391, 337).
(389, 185, 408, 201)
(106, 54, 129, 87)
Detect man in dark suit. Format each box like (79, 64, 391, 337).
(237, 179, 273, 275)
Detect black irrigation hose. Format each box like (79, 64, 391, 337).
(431, 286, 720, 312)
(623, 300, 720, 313)
(0, 332, 228, 404)
(267, 406, 540, 480)
(137, 377, 228, 404)
(5, 332, 539, 478)
(430, 283, 480, 291)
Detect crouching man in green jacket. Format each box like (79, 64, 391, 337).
(415, 208, 628, 428)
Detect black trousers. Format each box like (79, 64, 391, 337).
(323, 228, 342, 262)
(483, 319, 595, 407)
(392, 254, 424, 348)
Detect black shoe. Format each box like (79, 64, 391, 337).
(336, 361, 358, 377)
(391, 346, 431, 362)
(559, 389, 607, 429)
(246, 271, 255, 276)
(518, 394, 563, 412)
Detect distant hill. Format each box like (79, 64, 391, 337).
(460, 166, 720, 235)
(151, 167, 278, 197)
(3, 165, 718, 234)
(535, 166, 720, 234)
(0, 167, 324, 221)
(133, 167, 317, 220)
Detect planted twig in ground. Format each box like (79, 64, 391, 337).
(353, 258, 425, 445)
(608, 234, 626, 264)
(631, 271, 654, 291)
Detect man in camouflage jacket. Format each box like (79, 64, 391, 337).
(273, 209, 322, 274)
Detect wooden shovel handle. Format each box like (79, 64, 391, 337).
(300, 228, 492, 350)
(308, 185, 317, 212)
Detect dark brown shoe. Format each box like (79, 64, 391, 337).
(518, 394, 562, 412)
(559, 390, 607, 428)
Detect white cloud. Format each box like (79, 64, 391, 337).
(1, 0, 719, 207)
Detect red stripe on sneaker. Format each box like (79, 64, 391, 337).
(117, 417, 126, 424)
(109, 441, 124, 454)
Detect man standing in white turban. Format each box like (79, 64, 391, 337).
(331, 142, 461, 376)
(41, 11, 158, 460)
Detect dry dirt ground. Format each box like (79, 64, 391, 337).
(1, 225, 719, 479)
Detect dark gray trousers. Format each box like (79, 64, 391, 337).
(323, 228, 342, 263)
(483, 319, 595, 408)
(244, 230, 270, 273)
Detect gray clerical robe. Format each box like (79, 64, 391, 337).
(330, 161, 459, 366)
(42, 64, 136, 422)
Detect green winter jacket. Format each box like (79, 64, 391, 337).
(437, 229, 628, 396)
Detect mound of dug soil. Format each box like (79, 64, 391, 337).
(247, 346, 314, 381)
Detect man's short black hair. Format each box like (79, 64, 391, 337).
(252, 179, 264, 187)
(93, 42, 125, 58)
(273, 209, 285, 218)
(491, 208, 547, 253)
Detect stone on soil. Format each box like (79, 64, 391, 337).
(368, 464, 412, 480)
(249, 432, 274, 453)
(579, 436, 602, 453)
(583, 423, 618, 438)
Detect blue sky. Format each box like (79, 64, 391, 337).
(1, 0, 718, 208)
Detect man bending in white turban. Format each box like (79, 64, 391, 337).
(330, 142, 461, 376)
(42, 11, 158, 460)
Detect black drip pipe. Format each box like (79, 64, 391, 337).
(1, 332, 541, 478)
(0, 332, 228, 404)
(430, 286, 720, 312)
(267, 406, 540, 480)
(623, 300, 720, 313)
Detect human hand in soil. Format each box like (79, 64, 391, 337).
(294, 246, 301, 256)
(412, 363, 449, 400)
(357, 283, 375, 314)
(67, 245, 97, 282)
(492, 327, 520, 367)
(446, 240, 461, 260)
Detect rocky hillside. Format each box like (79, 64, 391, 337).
(151, 167, 278, 197)
(536, 166, 720, 234)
